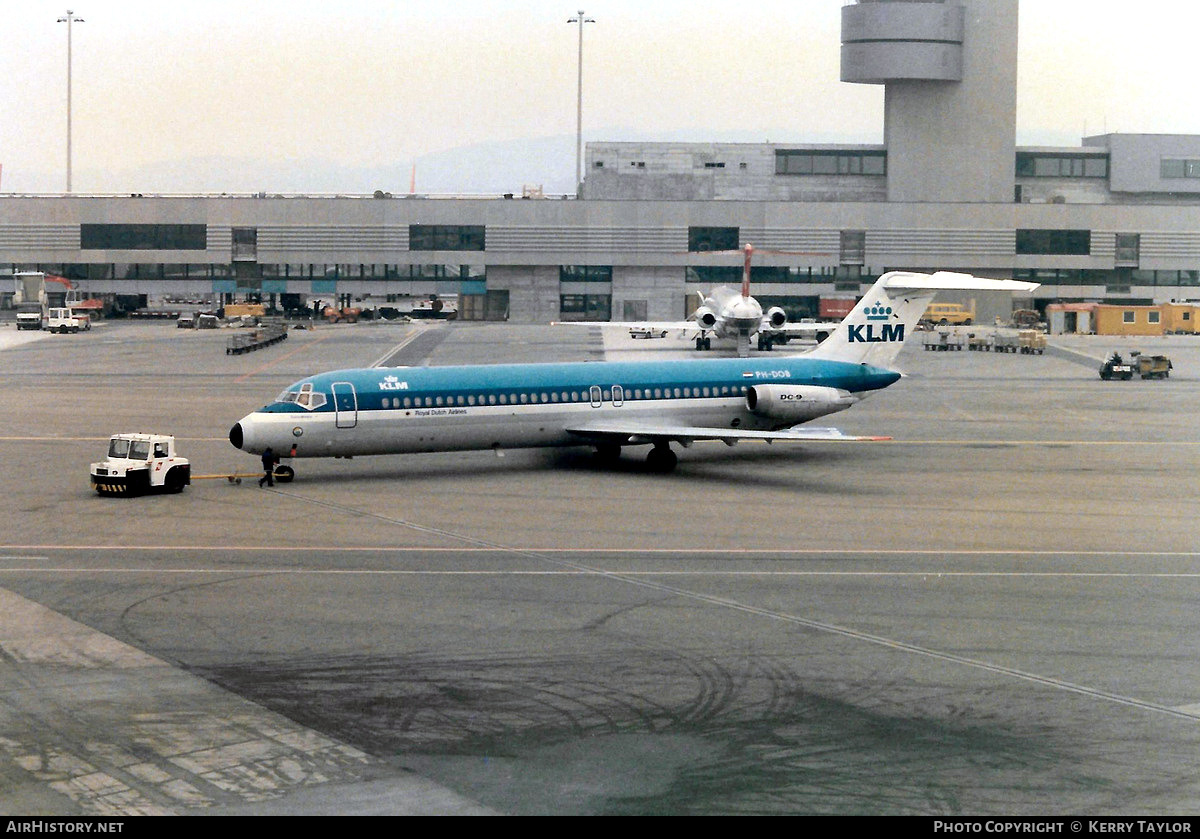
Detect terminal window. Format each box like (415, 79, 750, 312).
(1016, 153, 1108, 178)
(688, 226, 738, 252)
(80, 224, 207, 250)
(559, 265, 613, 283)
(408, 225, 485, 251)
(1016, 229, 1091, 256)
(775, 150, 886, 176)
(1161, 158, 1200, 179)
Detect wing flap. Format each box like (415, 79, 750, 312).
(566, 420, 890, 445)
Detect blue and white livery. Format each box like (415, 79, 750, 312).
(229, 271, 1037, 474)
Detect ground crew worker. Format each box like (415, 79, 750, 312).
(259, 446, 278, 487)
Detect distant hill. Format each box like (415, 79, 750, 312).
(5, 127, 888, 195)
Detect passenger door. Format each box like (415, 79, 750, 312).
(332, 382, 358, 429)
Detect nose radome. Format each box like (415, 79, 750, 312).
(229, 422, 244, 450)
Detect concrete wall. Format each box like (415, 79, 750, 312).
(613, 266, 688, 321)
(487, 265, 561, 324)
(1087, 134, 1200, 196)
(880, 0, 1018, 203)
(584, 143, 888, 202)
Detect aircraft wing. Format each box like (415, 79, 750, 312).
(763, 321, 839, 339)
(565, 419, 890, 446)
(552, 320, 702, 334)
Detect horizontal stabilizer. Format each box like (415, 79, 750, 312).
(883, 272, 1040, 293)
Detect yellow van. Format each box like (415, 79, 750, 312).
(922, 302, 975, 325)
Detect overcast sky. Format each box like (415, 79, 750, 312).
(1, 1, 1197, 193)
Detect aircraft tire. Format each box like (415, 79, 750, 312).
(274, 464, 295, 483)
(646, 446, 677, 473)
(165, 467, 188, 494)
(594, 443, 621, 463)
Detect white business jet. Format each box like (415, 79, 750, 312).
(557, 244, 839, 355)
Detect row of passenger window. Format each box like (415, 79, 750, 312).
(379, 384, 749, 410)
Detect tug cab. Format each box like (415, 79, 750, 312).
(90, 433, 191, 496)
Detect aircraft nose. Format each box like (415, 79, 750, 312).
(229, 422, 245, 450)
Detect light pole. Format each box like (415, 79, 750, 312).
(567, 10, 594, 194)
(57, 9, 84, 193)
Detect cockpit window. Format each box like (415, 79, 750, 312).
(273, 382, 327, 411)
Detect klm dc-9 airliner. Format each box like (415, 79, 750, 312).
(229, 271, 1037, 476)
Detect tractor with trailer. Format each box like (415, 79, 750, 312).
(90, 433, 191, 496)
(1099, 351, 1172, 380)
(1099, 352, 1135, 380)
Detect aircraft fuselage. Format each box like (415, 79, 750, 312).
(229, 355, 899, 459)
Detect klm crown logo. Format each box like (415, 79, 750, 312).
(865, 303, 892, 321)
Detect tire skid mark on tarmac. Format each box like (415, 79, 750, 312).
(374, 323, 451, 368)
(262, 487, 1200, 727)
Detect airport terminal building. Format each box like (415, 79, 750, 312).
(2, 0, 1199, 322)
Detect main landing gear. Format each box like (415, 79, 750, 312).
(645, 443, 678, 473)
(592, 442, 679, 473)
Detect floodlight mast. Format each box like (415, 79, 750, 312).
(57, 9, 85, 193)
(567, 10, 595, 195)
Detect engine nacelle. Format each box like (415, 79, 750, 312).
(765, 306, 787, 329)
(694, 306, 718, 329)
(745, 384, 855, 423)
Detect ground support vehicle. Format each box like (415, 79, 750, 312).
(1136, 354, 1172, 379)
(226, 321, 288, 354)
(15, 303, 45, 330)
(922, 330, 965, 351)
(967, 333, 992, 351)
(1099, 353, 1135, 380)
(323, 305, 362, 323)
(1018, 330, 1046, 354)
(47, 307, 90, 333)
(13, 271, 47, 330)
(921, 302, 975, 326)
(993, 334, 1020, 353)
(90, 434, 191, 497)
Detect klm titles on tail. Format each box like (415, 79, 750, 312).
(846, 324, 904, 343)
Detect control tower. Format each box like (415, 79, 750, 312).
(841, 0, 1018, 203)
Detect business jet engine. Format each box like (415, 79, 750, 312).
(745, 384, 856, 423)
(765, 306, 787, 329)
(694, 306, 718, 329)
